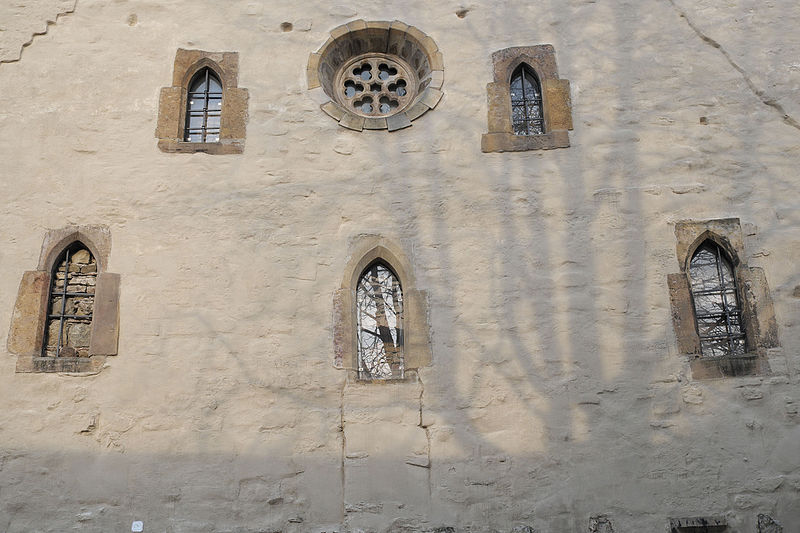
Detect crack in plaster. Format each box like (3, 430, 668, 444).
(339, 378, 346, 524)
(667, 0, 800, 132)
(418, 375, 433, 499)
(0, 0, 78, 67)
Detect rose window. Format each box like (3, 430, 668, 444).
(336, 55, 415, 117)
(308, 20, 444, 131)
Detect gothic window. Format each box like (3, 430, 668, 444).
(667, 219, 779, 378)
(43, 243, 97, 358)
(689, 241, 746, 357)
(156, 49, 248, 154)
(356, 262, 404, 380)
(333, 240, 431, 379)
(481, 45, 573, 152)
(185, 67, 222, 143)
(510, 64, 544, 135)
(8, 226, 121, 373)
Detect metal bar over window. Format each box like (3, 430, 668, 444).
(43, 244, 96, 358)
(185, 68, 222, 143)
(510, 64, 544, 136)
(689, 242, 746, 357)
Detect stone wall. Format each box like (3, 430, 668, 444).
(44, 246, 96, 358)
(0, 1, 798, 532)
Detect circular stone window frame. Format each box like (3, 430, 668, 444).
(307, 20, 444, 132)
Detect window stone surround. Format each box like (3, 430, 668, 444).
(667, 218, 779, 379)
(332, 235, 432, 381)
(481, 45, 573, 152)
(156, 49, 249, 154)
(7, 225, 120, 374)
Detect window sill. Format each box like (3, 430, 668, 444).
(348, 369, 420, 384)
(157, 139, 243, 155)
(481, 130, 569, 152)
(16, 355, 107, 374)
(689, 352, 770, 380)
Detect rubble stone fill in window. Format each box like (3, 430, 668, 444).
(43, 243, 96, 358)
(357, 262, 404, 379)
(689, 241, 745, 357)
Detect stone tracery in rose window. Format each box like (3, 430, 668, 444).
(337, 54, 415, 117)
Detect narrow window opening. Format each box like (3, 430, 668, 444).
(510, 64, 544, 135)
(43, 243, 97, 358)
(185, 67, 222, 143)
(689, 241, 746, 357)
(356, 262, 404, 379)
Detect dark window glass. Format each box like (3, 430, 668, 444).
(356, 262, 404, 379)
(43, 243, 96, 358)
(689, 241, 746, 357)
(185, 68, 222, 143)
(510, 64, 544, 135)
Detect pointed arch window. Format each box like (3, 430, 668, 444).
(510, 64, 544, 136)
(356, 261, 404, 380)
(157, 49, 247, 153)
(689, 241, 746, 357)
(43, 242, 97, 358)
(8, 226, 121, 373)
(185, 67, 222, 143)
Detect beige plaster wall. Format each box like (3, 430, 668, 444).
(0, 1, 799, 531)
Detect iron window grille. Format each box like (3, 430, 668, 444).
(185, 68, 222, 143)
(356, 262, 404, 380)
(689, 241, 746, 357)
(43, 243, 96, 358)
(510, 64, 544, 135)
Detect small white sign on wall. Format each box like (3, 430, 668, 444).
(131, 521, 144, 532)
